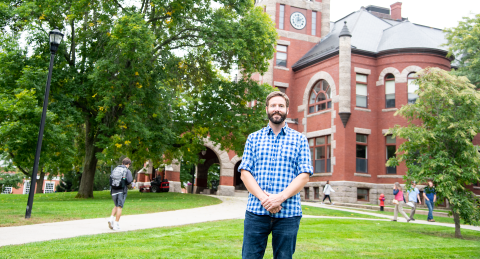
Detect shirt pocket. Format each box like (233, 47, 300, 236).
(281, 142, 297, 162)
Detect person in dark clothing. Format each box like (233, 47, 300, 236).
(108, 158, 133, 230)
(423, 179, 437, 222)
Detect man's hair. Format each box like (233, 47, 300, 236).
(122, 157, 132, 165)
(266, 91, 289, 108)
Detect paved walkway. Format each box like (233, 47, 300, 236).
(1, 196, 479, 247)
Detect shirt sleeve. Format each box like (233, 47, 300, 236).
(296, 135, 313, 176)
(238, 134, 255, 173)
(126, 170, 133, 184)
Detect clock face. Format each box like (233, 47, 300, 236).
(290, 12, 306, 30)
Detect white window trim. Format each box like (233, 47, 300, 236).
(44, 181, 55, 193)
(23, 180, 31, 194)
(2, 187, 12, 194)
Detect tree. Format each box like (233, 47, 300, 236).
(0, 172, 23, 192)
(0, 40, 76, 193)
(445, 13, 480, 88)
(2, 0, 277, 198)
(386, 68, 480, 238)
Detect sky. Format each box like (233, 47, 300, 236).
(330, 0, 479, 30)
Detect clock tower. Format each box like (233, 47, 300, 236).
(253, 0, 330, 99)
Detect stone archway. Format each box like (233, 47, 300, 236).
(203, 138, 236, 196)
(194, 147, 220, 194)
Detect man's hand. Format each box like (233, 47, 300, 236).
(262, 191, 286, 212)
(262, 191, 282, 213)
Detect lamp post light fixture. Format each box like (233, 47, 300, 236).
(25, 28, 64, 219)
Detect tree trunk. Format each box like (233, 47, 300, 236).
(35, 168, 45, 194)
(76, 120, 100, 198)
(452, 208, 463, 238)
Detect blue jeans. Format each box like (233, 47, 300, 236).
(426, 200, 434, 220)
(242, 211, 301, 259)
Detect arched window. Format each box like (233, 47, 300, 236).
(308, 80, 331, 113)
(385, 74, 395, 108)
(407, 72, 419, 104)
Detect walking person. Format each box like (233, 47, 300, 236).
(392, 182, 410, 222)
(109, 157, 133, 230)
(239, 91, 313, 259)
(423, 179, 437, 222)
(407, 181, 421, 221)
(322, 180, 335, 205)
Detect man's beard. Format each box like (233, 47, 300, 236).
(268, 111, 287, 124)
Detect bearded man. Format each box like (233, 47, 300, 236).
(238, 91, 313, 259)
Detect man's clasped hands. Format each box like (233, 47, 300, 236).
(260, 191, 286, 214)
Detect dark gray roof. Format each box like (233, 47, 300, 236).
(292, 8, 448, 71)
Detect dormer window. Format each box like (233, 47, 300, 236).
(308, 80, 331, 113)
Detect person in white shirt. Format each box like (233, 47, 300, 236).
(322, 180, 335, 205)
(407, 182, 421, 221)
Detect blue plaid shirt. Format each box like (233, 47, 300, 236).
(238, 123, 313, 218)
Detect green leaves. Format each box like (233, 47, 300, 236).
(387, 68, 480, 231)
(445, 13, 480, 88)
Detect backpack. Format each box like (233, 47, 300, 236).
(110, 166, 127, 189)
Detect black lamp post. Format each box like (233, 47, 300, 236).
(25, 28, 64, 219)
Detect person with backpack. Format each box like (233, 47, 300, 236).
(109, 157, 133, 230)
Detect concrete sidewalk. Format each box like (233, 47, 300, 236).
(0, 196, 247, 247)
(1, 196, 479, 247)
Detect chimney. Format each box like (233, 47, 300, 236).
(390, 2, 402, 20)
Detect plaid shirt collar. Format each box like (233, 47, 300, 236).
(265, 122, 288, 136)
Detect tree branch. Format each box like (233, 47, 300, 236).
(8, 152, 30, 176)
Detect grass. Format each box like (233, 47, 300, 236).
(302, 205, 384, 219)
(1, 218, 479, 258)
(0, 191, 221, 227)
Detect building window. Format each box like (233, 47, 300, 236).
(314, 187, 319, 199)
(44, 182, 55, 193)
(276, 87, 286, 93)
(23, 180, 31, 194)
(385, 74, 395, 108)
(408, 72, 419, 104)
(304, 187, 310, 200)
(386, 135, 396, 174)
(356, 74, 368, 108)
(311, 11, 317, 35)
(2, 187, 12, 194)
(356, 134, 368, 173)
(308, 80, 332, 114)
(357, 188, 369, 201)
(279, 5, 285, 29)
(276, 45, 287, 67)
(309, 135, 332, 173)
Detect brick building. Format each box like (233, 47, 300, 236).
(1, 172, 60, 195)
(141, 1, 480, 203)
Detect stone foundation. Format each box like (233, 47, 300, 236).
(217, 185, 235, 196)
(169, 181, 182, 193)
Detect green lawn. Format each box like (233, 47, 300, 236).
(302, 205, 384, 219)
(1, 218, 479, 258)
(0, 191, 220, 227)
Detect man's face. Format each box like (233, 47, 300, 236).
(266, 96, 289, 124)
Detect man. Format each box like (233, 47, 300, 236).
(238, 91, 313, 259)
(109, 157, 133, 230)
(407, 181, 421, 221)
(423, 179, 437, 222)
